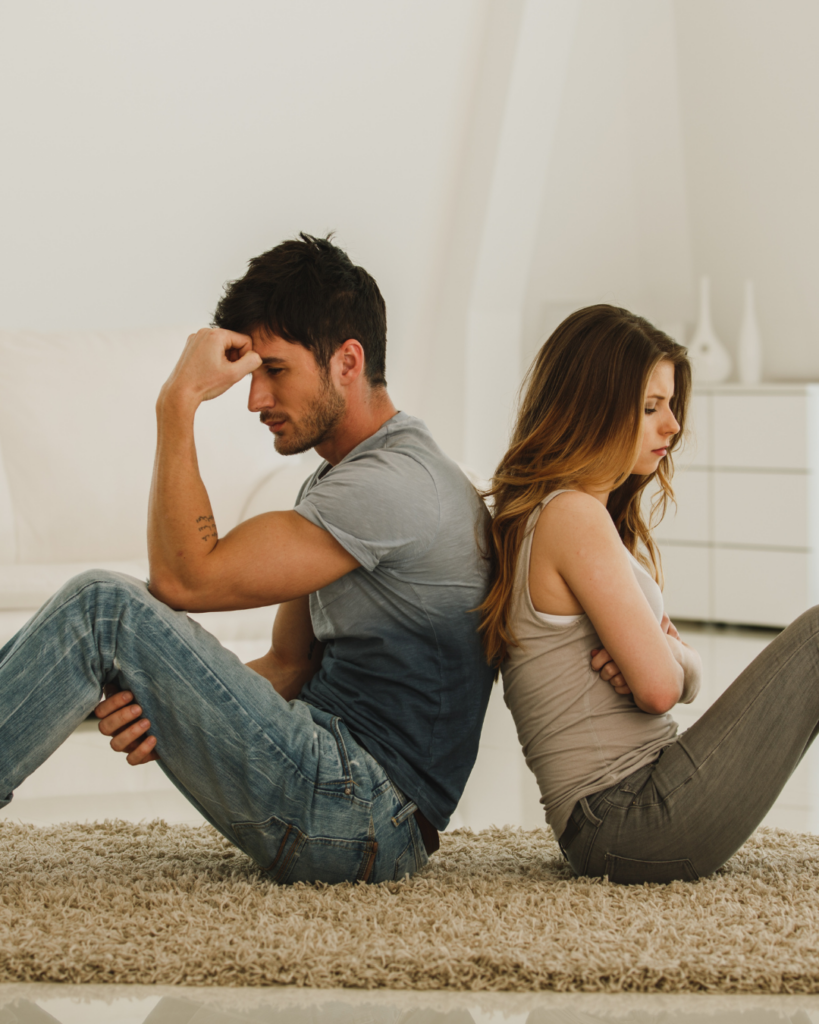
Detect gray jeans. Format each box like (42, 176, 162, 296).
(559, 604, 819, 884)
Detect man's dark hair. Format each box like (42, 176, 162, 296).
(213, 232, 387, 388)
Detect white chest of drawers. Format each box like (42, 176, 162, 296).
(655, 383, 819, 628)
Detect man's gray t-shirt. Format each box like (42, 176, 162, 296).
(294, 411, 493, 830)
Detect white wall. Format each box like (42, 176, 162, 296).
(2, 0, 817, 473)
(675, 0, 819, 382)
(419, 0, 696, 476)
(524, 0, 694, 367)
(0, 0, 487, 416)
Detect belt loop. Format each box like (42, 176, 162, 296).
(391, 799, 418, 827)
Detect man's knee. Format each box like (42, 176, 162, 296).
(55, 569, 149, 608)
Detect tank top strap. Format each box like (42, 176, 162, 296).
(513, 490, 578, 626)
(539, 488, 576, 511)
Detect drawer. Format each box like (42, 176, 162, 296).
(657, 543, 711, 621)
(712, 393, 808, 470)
(713, 548, 810, 627)
(652, 469, 710, 543)
(713, 472, 808, 548)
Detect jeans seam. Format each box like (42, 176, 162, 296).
(575, 798, 605, 876)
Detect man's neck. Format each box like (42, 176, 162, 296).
(315, 390, 398, 466)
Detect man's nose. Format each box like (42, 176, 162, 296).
(247, 372, 274, 413)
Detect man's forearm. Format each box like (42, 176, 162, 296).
(148, 392, 215, 606)
(246, 648, 319, 701)
(246, 595, 325, 699)
(146, 328, 262, 608)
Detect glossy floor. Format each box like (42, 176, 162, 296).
(3, 985, 819, 1023)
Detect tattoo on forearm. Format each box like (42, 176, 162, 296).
(196, 514, 218, 542)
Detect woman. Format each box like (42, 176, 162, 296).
(480, 304, 819, 884)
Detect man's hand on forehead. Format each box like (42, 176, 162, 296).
(159, 327, 262, 407)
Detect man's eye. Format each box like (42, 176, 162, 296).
(266, 367, 283, 377)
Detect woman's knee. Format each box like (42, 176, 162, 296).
(783, 604, 819, 640)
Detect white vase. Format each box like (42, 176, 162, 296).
(687, 276, 732, 383)
(738, 279, 763, 385)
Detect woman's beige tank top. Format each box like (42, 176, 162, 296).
(502, 490, 679, 839)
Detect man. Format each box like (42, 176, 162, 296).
(0, 234, 493, 884)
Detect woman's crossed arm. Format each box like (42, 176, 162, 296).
(530, 490, 702, 714)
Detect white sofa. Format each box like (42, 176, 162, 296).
(0, 328, 321, 652)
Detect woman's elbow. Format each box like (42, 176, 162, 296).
(636, 693, 676, 715)
(635, 678, 682, 715)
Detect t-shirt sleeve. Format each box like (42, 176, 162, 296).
(294, 450, 440, 570)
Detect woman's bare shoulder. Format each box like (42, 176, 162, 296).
(529, 491, 625, 615)
(536, 490, 617, 539)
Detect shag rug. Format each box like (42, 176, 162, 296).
(2, 820, 819, 992)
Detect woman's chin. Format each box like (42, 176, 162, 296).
(631, 457, 662, 476)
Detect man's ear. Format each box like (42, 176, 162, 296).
(335, 339, 365, 386)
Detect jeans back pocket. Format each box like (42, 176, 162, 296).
(233, 813, 378, 884)
(604, 852, 699, 885)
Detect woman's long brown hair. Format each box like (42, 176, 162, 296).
(478, 304, 691, 671)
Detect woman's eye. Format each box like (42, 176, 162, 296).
(644, 407, 656, 415)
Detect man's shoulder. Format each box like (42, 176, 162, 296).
(366, 411, 438, 463)
(297, 411, 483, 527)
(305, 413, 438, 490)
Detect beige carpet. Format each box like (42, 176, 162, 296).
(2, 819, 819, 992)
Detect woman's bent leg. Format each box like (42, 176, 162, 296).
(564, 605, 819, 883)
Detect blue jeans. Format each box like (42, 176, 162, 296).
(559, 604, 819, 884)
(0, 571, 429, 884)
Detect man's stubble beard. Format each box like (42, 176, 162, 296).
(268, 373, 346, 456)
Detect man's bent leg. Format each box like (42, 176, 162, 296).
(0, 571, 118, 807)
(0, 570, 428, 883)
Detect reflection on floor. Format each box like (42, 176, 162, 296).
(2, 985, 819, 1023)
(6, 623, 819, 1020)
(7, 623, 808, 834)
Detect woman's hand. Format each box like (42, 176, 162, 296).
(591, 613, 681, 698)
(590, 647, 632, 695)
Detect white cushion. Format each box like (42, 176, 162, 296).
(0, 561, 150, 610)
(240, 452, 322, 522)
(0, 330, 284, 564)
(0, 561, 276, 642)
(0, 443, 16, 563)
